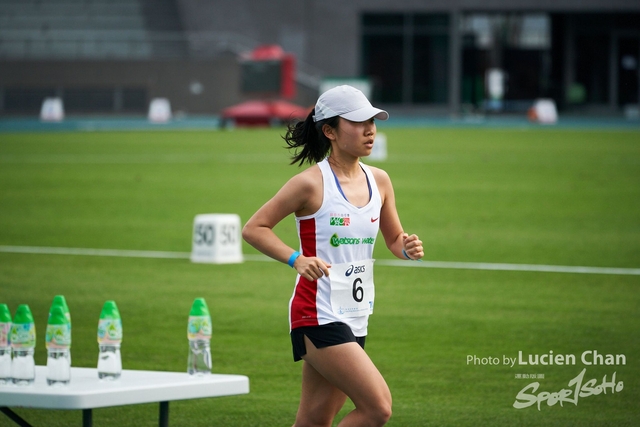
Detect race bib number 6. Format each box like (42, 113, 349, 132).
(330, 259, 375, 318)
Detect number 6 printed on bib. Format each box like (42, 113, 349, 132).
(330, 260, 375, 318)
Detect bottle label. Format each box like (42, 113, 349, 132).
(10, 322, 35, 349)
(46, 323, 71, 349)
(0, 322, 10, 347)
(97, 318, 122, 344)
(187, 315, 212, 340)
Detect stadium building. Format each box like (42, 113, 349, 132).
(1, 0, 639, 118)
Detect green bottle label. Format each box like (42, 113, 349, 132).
(11, 322, 35, 349)
(97, 318, 122, 344)
(46, 323, 71, 349)
(187, 315, 212, 340)
(0, 322, 10, 347)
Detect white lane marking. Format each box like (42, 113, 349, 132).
(1, 245, 639, 276)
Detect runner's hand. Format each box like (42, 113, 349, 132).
(294, 256, 331, 281)
(403, 233, 424, 260)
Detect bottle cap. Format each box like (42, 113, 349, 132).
(52, 295, 70, 314)
(189, 298, 210, 317)
(50, 295, 71, 322)
(0, 304, 11, 323)
(52, 295, 69, 310)
(13, 304, 34, 324)
(99, 300, 121, 320)
(48, 305, 69, 325)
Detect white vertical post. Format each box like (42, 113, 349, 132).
(40, 98, 64, 122)
(531, 99, 558, 124)
(369, 133, 387, 161)
(148, 98, 172, 123)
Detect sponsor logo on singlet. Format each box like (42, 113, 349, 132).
(330, 233, 375, 247)
(345, 264, 366, 276)
(329, 213, 350, 227)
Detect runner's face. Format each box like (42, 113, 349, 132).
(334, 117, 377, 157)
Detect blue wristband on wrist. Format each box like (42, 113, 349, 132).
(403, 248, 423, 262)
(287, 251, 301, 268)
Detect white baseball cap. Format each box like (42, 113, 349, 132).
(313, 85, 389, 123)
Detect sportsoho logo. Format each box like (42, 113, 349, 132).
(330, 215, 350, 226)
(330, 233, 375, 247)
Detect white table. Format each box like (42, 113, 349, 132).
(0, 366, 250, 427)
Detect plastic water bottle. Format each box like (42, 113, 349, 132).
(46, 305, 71, 386)
(50, 295, 72, 365)
(0, 304, 11, 385)
(97, 300, 122, 380)
(10, 305, 36, 386)
(51, 296, 71, 330)
(187, 298, 212, 376)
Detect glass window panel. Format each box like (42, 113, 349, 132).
(362, 12, 450, 104)
(413, 34, 449, 103)
(362, 34, 404, 103)
(64, 88, 114, 112)
(413, 14, 449, 31)
(575, 35, 610, 104)
(362, 14, 404, 29)
(4, 87, 56, 113)
(122, 88, 147, 111)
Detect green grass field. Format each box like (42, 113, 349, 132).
(1, 126, 639, 426)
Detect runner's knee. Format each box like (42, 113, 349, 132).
(372, 400, 392, 425)
(357, 394, 392, 425)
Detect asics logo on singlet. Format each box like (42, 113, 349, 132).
(345, 264, 366, 276)
(330, 233, 375, 247)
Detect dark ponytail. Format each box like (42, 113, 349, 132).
(283, 111, 339, 166)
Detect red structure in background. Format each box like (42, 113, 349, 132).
(221, 45, 311, 127)
(248, 45, 296, 100)
(221, 99, 310, 127)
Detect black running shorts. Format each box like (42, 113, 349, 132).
(290, 322, 366, 362)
